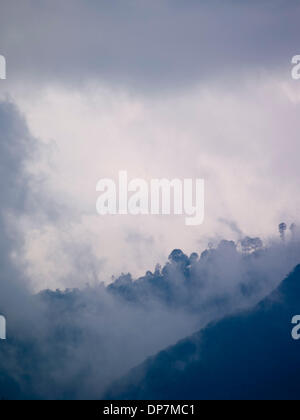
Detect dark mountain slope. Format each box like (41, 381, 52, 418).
(107, 265, 300, 400)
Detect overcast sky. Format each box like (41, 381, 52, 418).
(0, 0, 300, 290)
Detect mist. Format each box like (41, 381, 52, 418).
(0, 98, 299, 399)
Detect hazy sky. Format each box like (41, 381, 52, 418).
(0, 0, 300, 290)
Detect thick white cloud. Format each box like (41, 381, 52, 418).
(3, 74, 298, 290)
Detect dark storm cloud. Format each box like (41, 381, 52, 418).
(0, 100, 37, 315)
(0, 0, 299, 89)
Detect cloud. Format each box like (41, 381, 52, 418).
(0, 102, 299, 399)
(1, 2, 300, 290)
(0, 100, 38, 319)
(8, 77, 300, 289)
(0, 100, 298, 399)
(0, 2, 300, 401)
(0, 0, 299, 90)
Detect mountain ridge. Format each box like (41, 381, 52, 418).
(106, 264, 300, 400)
